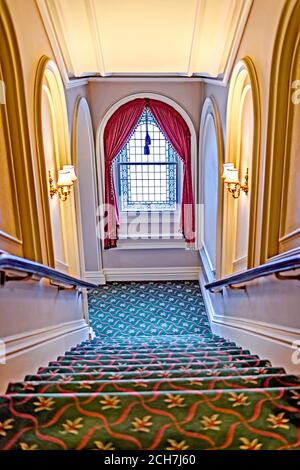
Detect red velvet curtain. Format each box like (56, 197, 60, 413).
(148, 99, 195, 246)
(103, 99, 145, 249)
(103, 98, 195, 249)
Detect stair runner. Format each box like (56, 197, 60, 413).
(0, 333, 300, 450)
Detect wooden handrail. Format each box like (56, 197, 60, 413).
(0, 251, 98, 290)
(205, 253, 300, 293)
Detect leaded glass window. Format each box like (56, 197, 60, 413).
(115, 108, 180, 212)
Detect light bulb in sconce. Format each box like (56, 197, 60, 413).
(57, 169, 73, 187)
(222, 164, 249, 199)
(222, 163, 234, 179)
(224, 168, 239, 185)
(48, 167, 77, 202)
(63, 165, 77, 182)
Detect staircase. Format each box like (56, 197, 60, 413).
(0, 332, 300, 450)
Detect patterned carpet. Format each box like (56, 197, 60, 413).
(88, 281, 210, 338)
(0, 281, 299, 449)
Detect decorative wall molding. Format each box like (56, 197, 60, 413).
(199, 265, 300, 374)
(104, 267, 200, 282)
(0, 0, 42, 261)
(72, 96, 103, 278)
(222, 57, 261, 275)
(0, 319, 89, 393)
(261, 0, 300, 262)
(34, 56, 80, 275)
(198, 97, 224, 278)
(1, 319, 88, 361)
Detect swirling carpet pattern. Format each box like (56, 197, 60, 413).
(0, 281, 299, 450)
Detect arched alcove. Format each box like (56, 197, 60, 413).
(34, 56, 79, 275)
(72, 97, 103, 283)
(222, 58, 261, 276)
(0, 0, 41, 260)
(96, 93, 197, 247)
(262, 0, 300, 261)
(199, 97, 224, 279)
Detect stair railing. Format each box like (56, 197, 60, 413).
(205, 253, 300, 293)
(0, 251, 98, 291)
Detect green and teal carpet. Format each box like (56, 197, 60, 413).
(0, 281, 299, 450)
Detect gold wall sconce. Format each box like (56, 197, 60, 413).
(48, 165, 77, 202)
(222, 163, 249, 199)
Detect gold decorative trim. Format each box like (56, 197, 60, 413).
(0, 0, 42, 261)
(198, 96, 224, 279)
(222, 57, 261, 275)
(261, 0, 300, 262)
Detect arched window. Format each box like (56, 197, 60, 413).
(98, 96, 195, 249)
(115, 108, 182, 212)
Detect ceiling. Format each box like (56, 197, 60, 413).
(39, 0, 253, 79)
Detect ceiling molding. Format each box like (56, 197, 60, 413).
(222, 0, 253, 85)
(187, 0, 206, 77)
(36, 0, 253, 87)
(85, 0, 106, 76)
(35, 0, 70, 84)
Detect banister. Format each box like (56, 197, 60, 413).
(0, 251, 98, 290)
(205, 253, 300, 293)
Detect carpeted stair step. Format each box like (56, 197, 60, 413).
(60, 348, 251, 360)
(48, 354, 259, 367)
(79, 335, 233, 345)
(37, 359, 272, 375)
(38, 358, 270, 374)
(0, 387, 299, 450)
(7, 374, 300, 395)
(72, 343, 238, 353)
(24, 366, 287, 383)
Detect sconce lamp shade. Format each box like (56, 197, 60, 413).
(224, 168, 239, 184)
(63, 165, 77, 181)
(57, 169, 73, 187)
(222, 163, 234, 179)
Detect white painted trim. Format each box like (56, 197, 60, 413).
(200, 246, 216, 283)
(116, 239, 185, 250)
(1, 319, 87, 360)
(65, 78, 89, 90)
(222, 0, 253, 86)
(199, 268, 300, 374)
(86, 0, 106, 76)
(96, 92, 198, 246)
(72, 97, 103, 277)
(84, 270, 106, 285)
(0, 319, 89, 392)
(104, 266, 200, 282)
(89, 77, 204, 83)
(35, 0, 69, 84)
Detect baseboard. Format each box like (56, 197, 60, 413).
(199, 269, 300, 374)
(84, 270, 106, 285)
(103, 266, 201, 281)
(0, 319, 89, 393)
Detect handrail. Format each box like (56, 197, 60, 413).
(0, 251, 98, 290)
(205, 253, 300, 293)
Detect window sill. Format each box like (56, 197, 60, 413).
(115, 236, 185, 250)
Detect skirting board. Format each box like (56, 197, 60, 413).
(0, 319, 89, 393)
(103, 266, 201, 282)
(199, 269, 300, 374)
(84, 270, 106, 285)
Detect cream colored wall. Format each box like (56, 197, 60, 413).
(201, 0, 300, 372)
(0, 0, 89, 391)
(202, 115, 219, 273)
